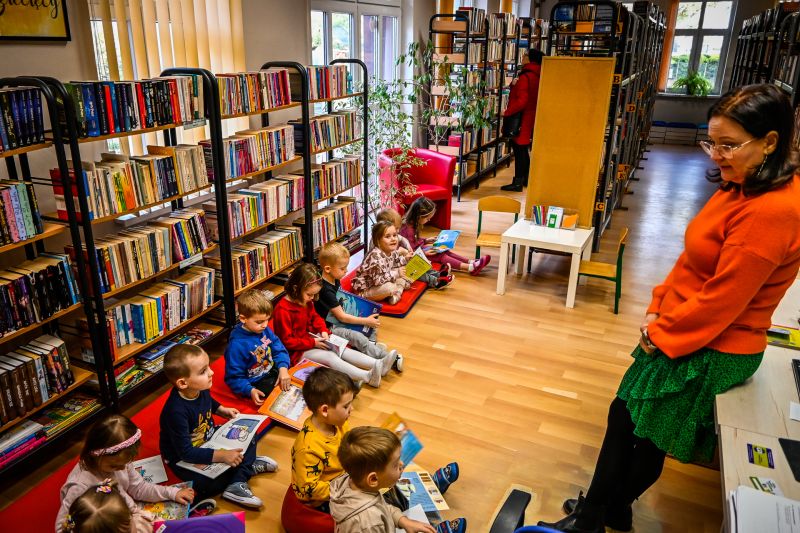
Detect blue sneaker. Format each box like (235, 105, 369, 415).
(432, 462, 459, 494)
(437, 518, 467, 533)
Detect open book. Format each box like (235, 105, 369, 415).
(330, 288, 382, 337)
(404, 248, 432, 282)
(311, 333, 348, 356)
(398, 469, 449, 513)
(175, 415, 268, 479)
(138, 481, 191, 521)
(382, 412, 423, 466)
(426, 230, 461, 253)
(258, 360, 321, 430)
(131, 455, 168, 484)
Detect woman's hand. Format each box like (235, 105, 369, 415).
(640, 313, 659, 333)
(638, 333, 657, 354)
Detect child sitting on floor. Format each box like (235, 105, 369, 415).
(376, 208, 452, 290)
(273, 263, 385, 387)
(159, 344, 278, 509)
(331, 427, 468, 533)
(316, 241, 401, 373)
(62, 480, 133, 533)
(56, 414, 198, 533)
(225, 289, 292, 406)
(401, 197, 490, 276)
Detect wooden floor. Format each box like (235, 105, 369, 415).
(0, 144, 724, 532)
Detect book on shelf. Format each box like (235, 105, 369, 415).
(0, 87, 45, 152)
(329, 288, 382, 337)
(31, 391, 100, 438)
(201, 124, 296, 181)
(216, 68, 292, 116)
(63, 76, 203, 139)
(0, 180, 44, 245)
(310, 156, 362, 201)
(289, 64, 352, 101)
(456, 6, 486, 33)
(152, 208, 212, 261)
(294, 198, 362, 249)
(0, 420, 45, 457)
(139, 481, 192, 521)
(404, 249, 432, 282)
(291, 110, 358, 153)
(0, 253, 80, 336)
(147, 144, 210, 193)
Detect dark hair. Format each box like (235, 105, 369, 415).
(706, 84, 799, 195)
(163, 343, 206, 383)
(339, 427, 401, 483)
(370, 220, 395, 250)
(79, 415, 140, 474)
(401, 197, 436, 240)
(285, 263, 322, 302)
(302, 367, 358, 413)
(527, 48, 544, 64)
(66, 482, 131, 533)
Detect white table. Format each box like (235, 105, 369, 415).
(496, 218, 595, 308)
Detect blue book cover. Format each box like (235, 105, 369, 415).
(6, 184, 27, 241)
(429, 230, 461, 253)
(330, 288, 382, 337)
(79, 82, 100, 137)
(137, 341, 177, 362)
(0, 104, 9, 150)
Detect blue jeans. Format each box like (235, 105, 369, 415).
(169, 439, 257, 500)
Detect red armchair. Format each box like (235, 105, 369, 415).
(378, 147, 455, 229)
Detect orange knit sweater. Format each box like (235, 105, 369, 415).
(647, 174, 800, 358)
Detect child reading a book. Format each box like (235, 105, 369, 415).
(273, 263, 385, 387)
(401, 197, 490, 276)
(225, 289, 292, 406)
(376, 208, 452, 290)
(331, 427, 468, 533)
(316, 241, 401, 373)
(56, 414, 195, 533)
(159, 344, 277, 510)
(62, 481, 133, 533)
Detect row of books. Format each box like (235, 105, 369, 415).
(52, 146, 208, 222)
(0, 87, 45, 152)
(310, 156, 361, 201)
(202, 124, 296, 181)
(457, 7, 486, 34)
(217, 68, 292, 117)
(296, 198, 362, 249)
(0, 253, 81, 338)
(0, 393, 101, 471)
(0, 180, 44, 245)
(204, 174, 305, 241)
(64, 76, 203, 139)
(490, 13, 518, 39)
(135, 327, 215, 375)
(0, 334, 74, 422)
(293, 110, 358, 153)
(209, 226, 303, 294)
(486, 40, 518, 63)
(453, 40, 484, 64)
(98, 266, 215, 358)
(294, 65, 352, 101)
(552, 4, 617, 33)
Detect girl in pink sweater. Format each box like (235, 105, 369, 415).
(56, 415, 195, 533)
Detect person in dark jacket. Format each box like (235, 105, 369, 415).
(501, 49, 543, 192)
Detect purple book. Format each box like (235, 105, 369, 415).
(153, 511, 245, 532)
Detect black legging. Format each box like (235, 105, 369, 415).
(585, 397, 667, 512)
(511, 140, 531, 187)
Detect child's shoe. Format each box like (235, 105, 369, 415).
(435, 274, 454, 290)
(432, 462, 460, 494)
(222, 482, 263, 508)
(437, 518, 467, 533)
(253, 455, 279, 474)
(367, 361, 382, 387)
(381, 350, 398, 376)
(394, 353, 404, 373)
(188, 498, 217, 518)
(439, 263, 452, 277)
(469, 255, 491, 276)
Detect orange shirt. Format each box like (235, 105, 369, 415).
(647, 175, 800, 358)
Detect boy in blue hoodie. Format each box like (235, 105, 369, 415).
(225, 289, 292, 406)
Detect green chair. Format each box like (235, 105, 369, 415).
(476, 196, 521, 262)
(578, 227, 628, 314)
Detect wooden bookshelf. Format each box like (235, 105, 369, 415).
(0, 222, 66, 255)
(0, 141, 53, 160)
(233, 257, 304, 296)
(225, 155, 303, 184)
(311, 137, 363, 156)
(228, 207, 304, 244)
(0, 302, 82, 348)
(312, 180, 363, 204)
(76, 122, 190, 144)
(313, 224, 362, 252)
(0, 365, 96, 435)
(309, 92, 364, 104)
(221, 101, 302, 120)
(100, 243, 219, 299)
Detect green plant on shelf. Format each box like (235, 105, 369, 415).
(671, 70, 713, 97)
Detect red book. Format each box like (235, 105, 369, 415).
(135, 82, 147, 129)
(167, 78, 180, 123)
(103, 85, 116, 133)
(0, 436, 46, 469)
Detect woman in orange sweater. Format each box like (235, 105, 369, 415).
(541, 84, 800, 533)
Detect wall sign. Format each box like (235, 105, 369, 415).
(0, 0, 70, 42)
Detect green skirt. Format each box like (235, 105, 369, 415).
(617, 345, 763, 463)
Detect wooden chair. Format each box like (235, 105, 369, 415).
(475, 196, 521, 261)
(578, 227, 629, 314)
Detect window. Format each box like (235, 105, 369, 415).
(361, 14, 399, 81)
(666, 1, 734, 94)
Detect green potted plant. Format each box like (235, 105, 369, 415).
(672, 70, 713, 96)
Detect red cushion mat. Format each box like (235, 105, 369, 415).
(0, 357, 270, 530)
(340, 270, 428, 318)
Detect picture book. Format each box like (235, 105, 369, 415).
(427, 230, 461, 253)
(404, 248, 432, 282)
(175, 415, 268, 479)
(154, 511, 245, 532)
(258, 366, 313, 430)
(397, 469, 449, 513)
(329, 288, 382, 337)
(768, 325, 800, 350)
(132, 455, 168, 484)
(395, 505, 430, 533)
(382, 412, 423, 467)
(139, 481, 191, 521)
(311, 332, 348, 356)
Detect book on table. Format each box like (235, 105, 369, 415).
(258, 361, 322, 430)
(404, 248, 432, 282)
(329, 288, 382, 337)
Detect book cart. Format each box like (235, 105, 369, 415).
(0, 77, 110, 479)
(547, 1, 664, 250)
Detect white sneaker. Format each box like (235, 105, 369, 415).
(381, 350, 398, 377)
(222, 482, 263, 509)
(366, 362, 382, 387)
(394, 353, 404, 373)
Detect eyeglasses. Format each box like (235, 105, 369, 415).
(699, 138, 759, 159)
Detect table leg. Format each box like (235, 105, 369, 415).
(567, 252, 581, 308)
(515, 244, 525, 275)
(497, 242, 508, 295)
(579, 243, 591, 285)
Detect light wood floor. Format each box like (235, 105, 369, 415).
(0, 144, 723, 532)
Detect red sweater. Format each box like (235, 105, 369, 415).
(648, 175, 800, 358)
(502, 62, 540, 146)
(272, 298, 329, 366)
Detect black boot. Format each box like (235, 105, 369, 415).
(500, 182, 523, 192)
(562, 494, 633, 532)
(537, 493, 605, 533)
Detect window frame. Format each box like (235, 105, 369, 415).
(667, 0, 736, 95)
